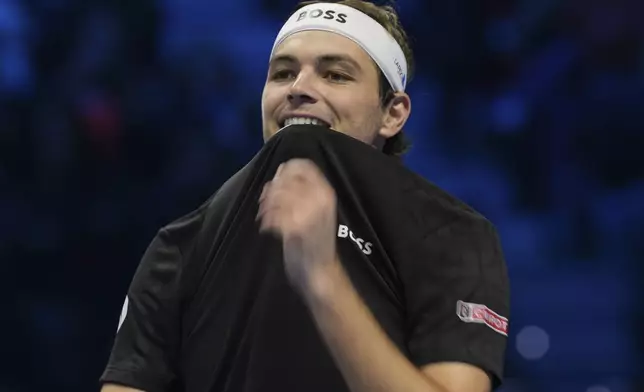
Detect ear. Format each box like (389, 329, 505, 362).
(378, 92, 411, 139)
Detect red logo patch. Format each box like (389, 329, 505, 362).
(456, 300, 508, 336)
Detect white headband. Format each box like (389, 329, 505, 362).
(271, 3, 408, 92)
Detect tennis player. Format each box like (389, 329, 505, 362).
(101, 2, 510, 391)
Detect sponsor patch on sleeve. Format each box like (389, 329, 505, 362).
(456, 300, 508, 336)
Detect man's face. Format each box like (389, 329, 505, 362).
(261, 30, 393, 145)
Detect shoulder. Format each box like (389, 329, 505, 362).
(399, 170, 495, 240)
(160, 160, 253, 245)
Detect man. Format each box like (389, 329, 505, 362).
(101, 1, 510, 392)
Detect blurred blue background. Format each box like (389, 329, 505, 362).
(0, 0, 642, 391)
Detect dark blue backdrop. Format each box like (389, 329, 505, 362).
(0, 0, 642, 391)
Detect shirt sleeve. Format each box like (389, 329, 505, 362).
(401, 214, 510, 388)
(100, 228, 183, 392)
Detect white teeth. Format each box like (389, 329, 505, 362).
(283, 117, 326, 127)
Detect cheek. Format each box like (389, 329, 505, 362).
(336, 92, 365, 114)
(260, 89, 271, 117)
(260, 88, 276, 139)
(261, 85, 281, 116)
(340, 95, 382, 126)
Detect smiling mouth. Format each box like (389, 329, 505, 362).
(280, 117, 331, 128)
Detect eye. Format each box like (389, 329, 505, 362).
(324, 71, 352, 82)
(271, 69, 296, 80)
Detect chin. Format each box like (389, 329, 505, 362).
(263, 125, 281, 140)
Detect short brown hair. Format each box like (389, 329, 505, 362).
(294, 0, 414, 157)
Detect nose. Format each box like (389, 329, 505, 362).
(287, 70, 317, 106)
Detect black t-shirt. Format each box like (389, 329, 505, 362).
(100, 125, 510, 392)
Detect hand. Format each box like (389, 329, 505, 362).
(257, 159, 339, 295)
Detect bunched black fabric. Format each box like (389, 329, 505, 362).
(101, 125, 510, 392)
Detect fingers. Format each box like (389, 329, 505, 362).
(258, 207, 281, 233)
(274, 159, 324, 183)
(256, 159, 329, 235)
(257, 192, 282, 234)
(275, 163, 285, 179)
(256, 181, 292, 233)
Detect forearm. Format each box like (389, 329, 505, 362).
(303, 260, 449, 392)
(101, 384, 145, 392)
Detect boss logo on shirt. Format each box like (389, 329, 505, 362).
(337, 224, 373, 255)
(296, 9, 348, 24)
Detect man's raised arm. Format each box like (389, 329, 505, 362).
(101, 384, 145, 392)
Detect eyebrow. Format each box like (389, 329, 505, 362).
(269, 54, 363, 72)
